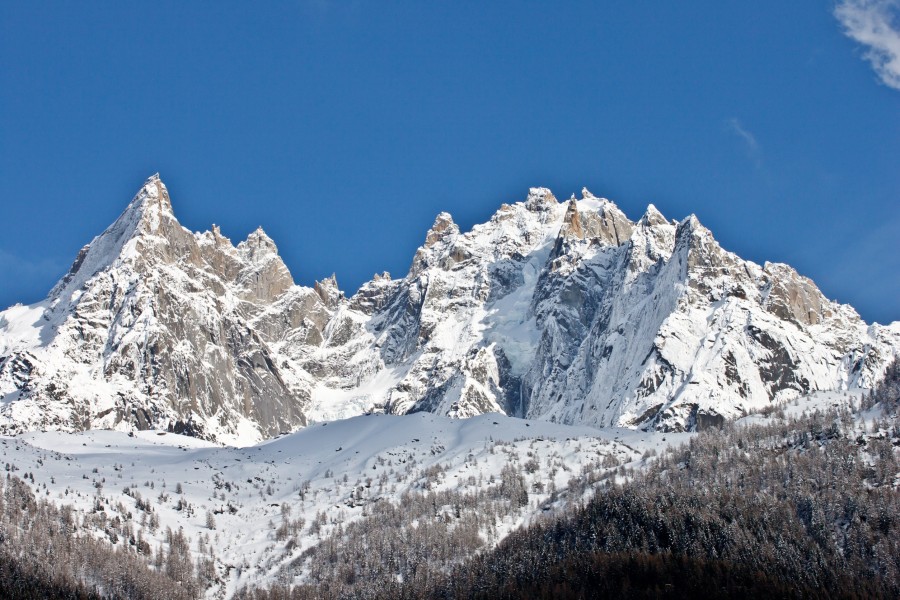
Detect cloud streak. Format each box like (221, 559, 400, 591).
(726, 118, 759, 152)
(725, 118, 763, 169)
(835, 0, 900, 90)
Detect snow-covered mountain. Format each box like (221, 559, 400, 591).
(1, 175, 897, 442)
(0, 176, 326, 444)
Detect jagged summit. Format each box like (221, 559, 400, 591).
(525, 187, 558, 210)
(238, 226, 281, 261)
(1, 177, 897, 443)
(314, 274, 342, 308)
(640, 203, 667, 227)
(424, 212, 458, 248)
(49, 174, 176, 304)
(127, 173, 176, 227)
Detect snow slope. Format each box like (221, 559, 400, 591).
(1, 413, 686, 597)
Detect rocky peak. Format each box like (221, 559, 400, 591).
(559, 199, 584, 239)
(235, 228, 294, 303)
(628, 203, 676, 267)
(674, 214, 705, 249)
(525, 187, 558, 211)
(555, 195, 635, 249)
(116, 174, 178, 236)
(315, 274, 343, 309)
(118, 173, 180, 239)
(349, 272, 397, 315)
(238, 227, 279, 262)
(210, 224, 230, 246)
(199, 223, 237, 255)
(139, 173, 174, 218)
(197, 224, 243, 282)
(640, 204, 668, 228)
(424, 212, 459, 248)
(49, 174, 183, 302)
(594, 199, 634, 245)
(675, 214, 725, 270)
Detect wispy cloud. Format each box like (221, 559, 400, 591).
(726, 118, 759, 153)
(835, 0, 900, 90)
(725, 118, 763, 168)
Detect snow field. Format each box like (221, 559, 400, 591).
(1, 412, 689, 598)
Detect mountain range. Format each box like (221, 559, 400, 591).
(1, 174, 897, 444)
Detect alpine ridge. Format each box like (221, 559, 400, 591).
(1, 175, 897, 443)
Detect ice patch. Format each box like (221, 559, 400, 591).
(307, 364, 410, 422)
(0, 301, 53, 353)
(482, 241, 552, 375)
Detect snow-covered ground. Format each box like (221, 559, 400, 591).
(734, 389, 868, 427)
(1, 412, 689, 598)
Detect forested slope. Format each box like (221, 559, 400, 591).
(0, 474, 202, 599)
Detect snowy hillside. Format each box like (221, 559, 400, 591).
(2, 386, 890, 598)
(0, 413, 687, 597)
(1, 175, 898, 442)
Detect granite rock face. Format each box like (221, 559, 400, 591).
(1, 176, 897, 443)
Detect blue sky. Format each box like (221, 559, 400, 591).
(1, 1, 898, 323)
